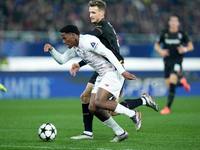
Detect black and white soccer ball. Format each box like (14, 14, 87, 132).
(38, 123, 57, 141)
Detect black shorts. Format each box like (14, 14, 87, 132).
(88, 71, 99, 84)
(164, 62, 182, 78)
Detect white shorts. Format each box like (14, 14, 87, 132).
(91, 71, 124, 98)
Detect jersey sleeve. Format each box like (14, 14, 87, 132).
(84, 36, 125, 74)
(156, 31, 165, 43)
(49, 47, 76, 64)
(182, 31, 191, 43)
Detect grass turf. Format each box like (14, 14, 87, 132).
(0, 97, 199, 150)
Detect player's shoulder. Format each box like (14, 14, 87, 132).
(178, 30, 187, 35)
(80, 34, 101, 50)
(97, 20, 112, 28)
(98, 20, 108, 25)
(158, 29, 169, 38)
(80, 34, 100, 43)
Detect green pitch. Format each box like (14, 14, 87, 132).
(0, 97, 199, 150)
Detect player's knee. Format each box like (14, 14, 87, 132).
(95, 99, 104, 109)
(80, 93, 90, 104)
(88, 103, 96, 114)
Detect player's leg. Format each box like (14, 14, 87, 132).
(160, 73, 178, 115)
(121, 93, 158, 111)
(81, 82, 94, 134)
(95, 87, 142, 131)
(161, 63, 183, 114)
(177, 77, 191, 91)
(0, 83, 6, 92)
(110, 95, 158, 116)
(168, 73, 178, 107)
(89, 93, 129, 142)
(109, 84, 158, 116)
(70, 83, 94, 139)
(70, 72, 98, 140)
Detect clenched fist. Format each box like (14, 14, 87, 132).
(44, 44, 53, 52)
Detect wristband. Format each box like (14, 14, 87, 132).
(184, 47, 187, 53)
(78, 60, 86, 67)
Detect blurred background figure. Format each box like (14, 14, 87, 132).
(154, 14, 194, 115)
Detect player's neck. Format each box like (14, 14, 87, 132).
(169, 27, 179, 33)
(95, 18, 104, 24)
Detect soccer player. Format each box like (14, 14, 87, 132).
(0, 83, 6, 92)
(69, 0, 158, 140)
(44, 25, 143, 142)
(154, 14, 194, 115)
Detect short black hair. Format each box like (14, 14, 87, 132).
(60, 25, 80, 35)
(169, 14, 180, 22)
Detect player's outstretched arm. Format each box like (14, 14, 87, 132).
(44, 44, 77, 65)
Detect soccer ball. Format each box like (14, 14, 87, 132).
(38, 123, 57, 141)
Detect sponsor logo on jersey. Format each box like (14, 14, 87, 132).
(165, 39, 181, 44)
(90, 42, 98, 50)
(76, 48, 86, 56)
(178, 32, 182, 39)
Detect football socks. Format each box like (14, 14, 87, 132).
(114, 103, 135, 118)
(82, 103, 93, 132)
(167, 83, 176, 108)
(103, 117, 124, 135)
(120, 98, 143, 110)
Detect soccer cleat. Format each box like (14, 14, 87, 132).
(141, 93, 159, 112)
(0, 83, 7, 92)
(70, 133, 93, 140)
(130, 110, 142, 131)
(180, 78, 191, 92)
(160, 106, 170, 115)
(110, 130, 129, 142)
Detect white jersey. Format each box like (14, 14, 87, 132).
(49, 34, 125, 76)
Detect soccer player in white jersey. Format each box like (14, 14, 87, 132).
(44, 25, 142, 142)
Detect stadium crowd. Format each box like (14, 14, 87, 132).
(0, 0, 200, 35)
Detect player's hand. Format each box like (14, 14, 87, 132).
(70, 63, 80, 76)
(122, 71, 137, 80)
(177, 45, 185, 54)
(44, 44, 53, 52)
(161, 49, 170, 58)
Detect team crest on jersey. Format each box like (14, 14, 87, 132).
(178, 32, 182, 39)
(90, 42, 98, 50)
(165, 33, 168, 38)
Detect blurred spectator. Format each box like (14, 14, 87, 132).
(0, 0, 199, 35)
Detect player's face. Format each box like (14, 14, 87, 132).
(168, 16, 180, 29)
(89, 6, 104, 23)
(61, 33, 78, 48)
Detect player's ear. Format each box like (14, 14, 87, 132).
(71, 33, 76, 38)
(100, 10, 105, 17)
